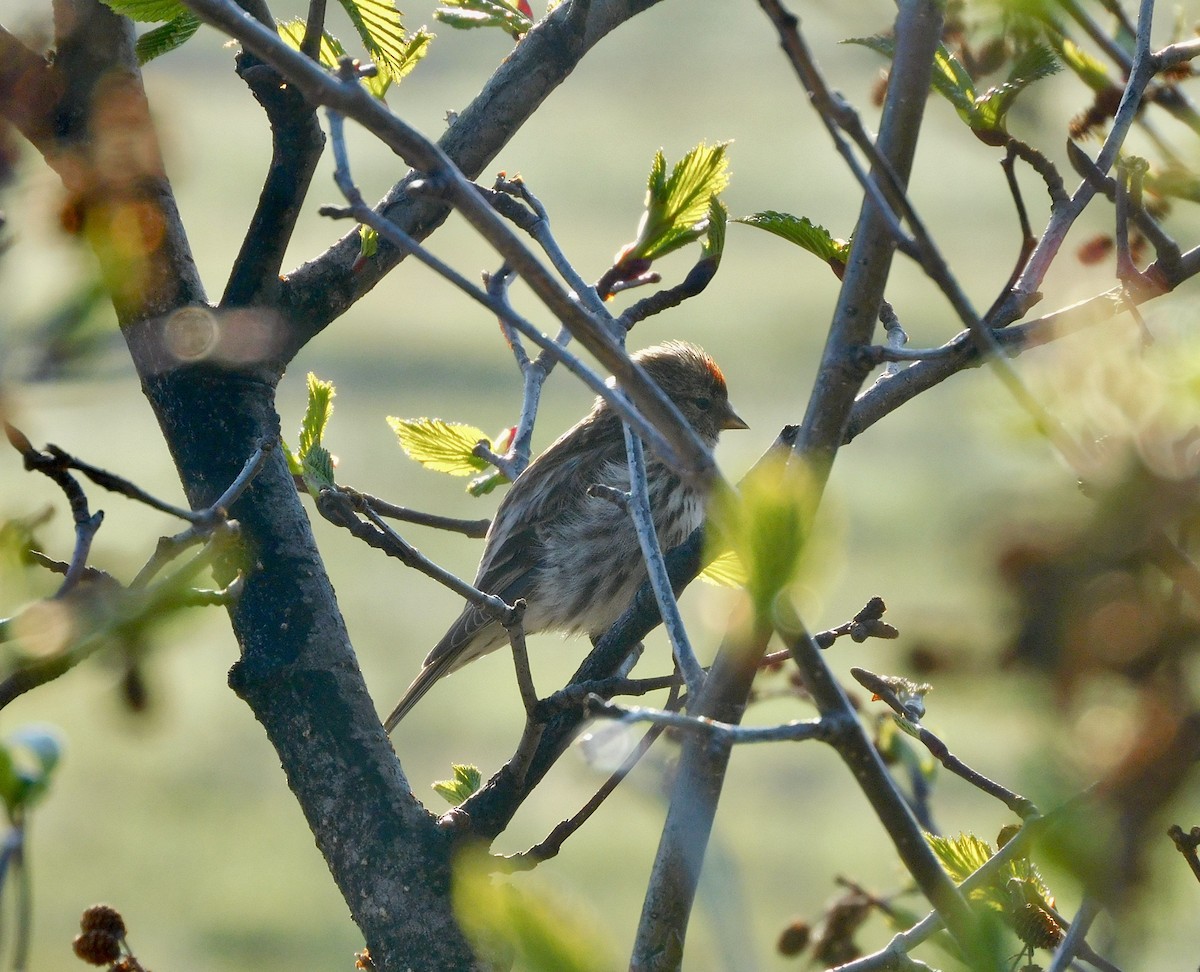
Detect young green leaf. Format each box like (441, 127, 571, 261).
(388, 417, 492, 476)
(467, 468, 511, 496)
(434, 0, 532, 37)
(848, 36, 1058, 139)
(625, 141, 732, 264)
(926, 832, 1055, 915)
(432, 763, 482, 804)
(99, 0, 187, 23)
(700, 198, 727, 266)
(734, 211, 850, 274)
(697, 547, 746, 588)
(973, 45, 1061, 133)
(453, 847, 616, 972)
(135, 12, 201, 63)
(708, 457, 818, 620)
(1057, 37, 1112, 92)
(339, 0, 423, 81)
(358, 224, 380, 260)
(278, 18, 349, 68)
(298, 373, 336, 462)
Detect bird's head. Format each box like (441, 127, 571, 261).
(631, 341, 748, 446)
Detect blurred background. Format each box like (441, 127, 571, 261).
(2, 0, 1200, 968)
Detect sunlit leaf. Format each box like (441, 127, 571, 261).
(625, 141, 732, 263)
(388, 417, 491, 476)
(709, 457, 819, 618)
(134, 12, 200, 63)
(298, 373, 336, 462)
(1057, 37, 1112, 92)
(698, 548, 746, 587)
(278, 18, 348, 67)
(302, 445, 337, 492)
(434, 0, 532, 37)
(926, 832, 1055, 915)
(358, 224, 379, 259)
(735, 211, 850, 270)
(974, 45, 1061, 131)
(848, 36, 1058, 136)
(339, 0, 420, 81)
(453, 848, 616, 972)
(99, 0, 186, 22)
(432, 763, 481, 804)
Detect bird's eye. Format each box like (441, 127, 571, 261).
(694, 396, 713, 411)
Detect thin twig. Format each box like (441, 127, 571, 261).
(500, 684, 682, 872)
(588, 696, 834, 744)
(1046, 897, 1101, 972)
(340, 487, 490, 538)
(1167, 824, 1200, 883)
(622, 428, 705, 701)
(851, 668, 1040, 819)
(319, 488, 519, 625)
(1010, 0, 1161, 308)
(492, 176, 609, 319)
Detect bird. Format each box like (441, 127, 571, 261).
(383, 341, 747, 731)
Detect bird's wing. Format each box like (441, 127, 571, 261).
(384, 413, 624, 732)
(470, 413, 625, 600)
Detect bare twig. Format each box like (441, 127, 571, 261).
(316, 487, 519, 626)
(589, 695, 834, 744)
(1046, 897, 1101, 972)
(851, 668, 1040, 819)
(1167, 824, 1200, 883)
(623, 428, 705, 701)
(500, 683, 682, 872)
(339, 488, 490, 538)
(1009, 0, 1161, 310)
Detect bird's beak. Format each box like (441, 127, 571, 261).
(722, 403, 749, 431)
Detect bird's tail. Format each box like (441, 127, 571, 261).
(383, 610, 503, 732)
(382, 649, 462, 732)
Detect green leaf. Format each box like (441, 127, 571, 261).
(734, 211, 850, 269)
(358, 224, 379, 259)
(337, 0, 416, 82)
(134, 11, 201, 63)
(290, 374, 338, 494)
(99, 0, 186, 22)
(848, 37, 1058, 136)
(697, 547, 746, 587)
(625, 141, 732, 263)
(708, 457, 818, 619)
(434, 0, 532, 36)
(467, 469, 511, 496)
(389, 417, 492, 476)
(0, 726, 66, 816)
(278, 18, 429, 98)
(926, 832, 1055, 914)
(974, 45, 1061, 131)
(453, 848, 616, 972)
(432, 763, 482, 804)
(1057, 37, 1112, 92)
(700, 198, 727, 266)
(298, 373, 336, 461)
(302, 445, 337, 492)
(278, 18, 348, 68)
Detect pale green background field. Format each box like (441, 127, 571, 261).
(2, 0, 1199, 969)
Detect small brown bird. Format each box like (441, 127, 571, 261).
(383, 341, 746, 731)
